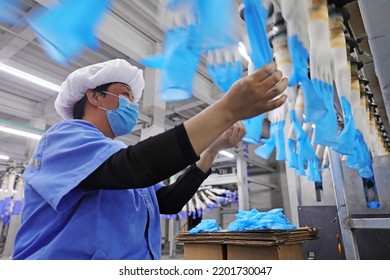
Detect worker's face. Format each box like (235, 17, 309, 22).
(99, 83, 134, 110)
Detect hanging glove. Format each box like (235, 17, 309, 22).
(346, 130, 366, 170)
(307, 157, 321, 182)
(196, 0, 241, 50)
(288, 138, 299, 170)
(288, 35, 309, 86)
(290, 110, 317, 177)
(27, 0, 111, 65)
(207, 48, 242, 93)
(242, 114, 265, 144)
(274, 120, 286, 161)
(300, 77, 328, 123)
(313, 79, 339, 146)
(243, 0, 273, 69)
(359, 133, 374, 179)
(141, 25, 201, 101)
(333, 96, 356, 155)
(255, 122, 276, 160)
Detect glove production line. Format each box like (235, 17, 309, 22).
(0, 0, 389, 260)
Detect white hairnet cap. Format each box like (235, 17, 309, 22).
(55, 58, 144, 119)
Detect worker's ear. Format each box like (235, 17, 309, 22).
(85, 89, 100, 106)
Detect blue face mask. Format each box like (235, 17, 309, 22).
(98, 91, 139, 137)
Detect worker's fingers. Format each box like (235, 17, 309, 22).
(231, 122, 242, 138)
(256, 70, 284, 94)
(264, 77, 289, 100)
(264, 94, 287, 112)
(248, 62, 278, 83)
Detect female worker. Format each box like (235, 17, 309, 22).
(13, 58, 287, 259)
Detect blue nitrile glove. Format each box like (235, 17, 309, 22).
(196, 0, 240, 50)
(243, 0, 273, 69)
(288, 138, 299, 170)
(300, 78, 328, 123)
(0, 0, 24, 23)
(207, 60, 242, 93)
(255, 122, 276, 160)
(333, 97, 356, 155)
(242, 114, 264, 144)
(227, 208, 296, 231)
(141, 25, 201, 101)
(359, 135, 374, 179)
(275, 120, 286, 161)
(290, 110, 317, 177)
(346, 130, 365, 170)
(313, 79, 339, 146)
(288, 35, 309, 87)
(307, 157, 322, 182)
(189, 219, 222, 234)
(27, 0, 111, 65)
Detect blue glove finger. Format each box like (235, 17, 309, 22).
(290, 110, 303, 138)
(243, 0, 273, 69)
(207, 60, 242, 93)
(288, 35, 309, 86)
(243, 114, 264, 144)
(288, 138, 299, 170)
(359, 133, 374, 179)
(196, 0, 240, 50)
(359, 163, 374, 179)
(333, 97, 356, 155)
(290, 109, 316, 160)
(298, 158, 306, 176)
(307, 158, 321, 182)
(160, 26, 202, 101)
(255, 131, 276, 159)
(346, 130, 366, 169)
(0, 0, 24, 23)
(313, 80, 339, 146)
(275, 120, 286, 161)
(300, 78, 328, 123)
(298, 134, 316, 162)
(27, 0, 111, 65)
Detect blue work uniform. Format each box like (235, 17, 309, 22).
(13, 120, 164, 260)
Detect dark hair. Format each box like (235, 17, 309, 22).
(72, 83, 113, 119)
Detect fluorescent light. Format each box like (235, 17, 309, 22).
(0, 125, 42, 140)
(238, 42, 251, 63)
(218, 150, 235, 159)
(0, 154, 9, 160)
(0, 63, 61, 92)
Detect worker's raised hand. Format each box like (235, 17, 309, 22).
(221, 62, 288, 121)
(208, 121, 246, 153)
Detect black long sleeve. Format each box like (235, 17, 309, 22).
(156, 164, 211, 214)
(77, 124, 199, 190)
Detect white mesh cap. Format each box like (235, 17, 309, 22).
(54, 58, 144, 119)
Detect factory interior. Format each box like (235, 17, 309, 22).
(0, 0, 389, 260)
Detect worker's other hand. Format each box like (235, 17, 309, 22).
(221, 62, 288, 121)
(208, 121, 246, 154)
